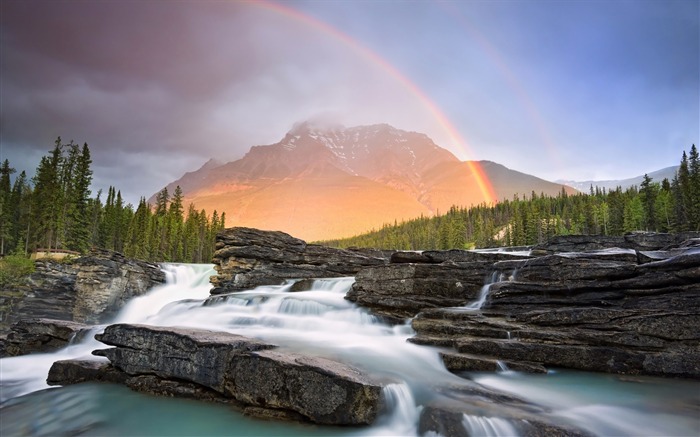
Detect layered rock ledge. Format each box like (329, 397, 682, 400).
(409, 236, 700, 379)
(2, 318, 91, 357)
(1, 249, 164, 333)
(210, 227, 387, 294)
(48, 324, 384, 426)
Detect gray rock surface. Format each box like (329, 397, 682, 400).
(72, 249, 165, 323)
(346, 262, 495, 319)
(210, 227, 387, 293)
(411, 243, 700, 378)
(2, 318, 91, 357)
(77, 323, 384, 426)
(1, 250, 165, 331)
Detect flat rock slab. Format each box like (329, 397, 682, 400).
(227, 350, 383, 425)
(3, 318, 91, 357)
(89, 323, 383, 426)
(94, 324, 275, 394)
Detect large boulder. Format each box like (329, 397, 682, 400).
(76, 324, 384, 426)
(210, 227, 387, 293)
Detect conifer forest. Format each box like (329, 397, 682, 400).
(0, 138, 225, 262)
(324, 145, 700, 250)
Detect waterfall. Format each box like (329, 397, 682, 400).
(462, 414, 518, 436)
(2, 263, 699, 437)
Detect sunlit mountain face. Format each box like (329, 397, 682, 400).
(154, 123, 575, 241)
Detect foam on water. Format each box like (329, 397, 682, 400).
(2, 263, 699, 437)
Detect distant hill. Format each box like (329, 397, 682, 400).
(153, 123, 575, 241)
(557, 166, 679, 192)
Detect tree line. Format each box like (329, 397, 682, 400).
(0, 138, 224, 263)
(323, 145, 699, 250)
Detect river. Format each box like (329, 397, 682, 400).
(1, 263, 698, 436)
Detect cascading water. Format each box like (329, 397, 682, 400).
(1, 264, 699, 437)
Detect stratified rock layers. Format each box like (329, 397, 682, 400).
(211, 227, 387, 293)
(410, 238, 700, 379)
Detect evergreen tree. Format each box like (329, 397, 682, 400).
(0, 160, 16, 254)
(65, 143, 93, 252)
(639, 174, 658, 231)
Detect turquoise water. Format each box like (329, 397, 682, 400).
(1, 264, 698, 436)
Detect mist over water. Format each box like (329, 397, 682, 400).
(1, 264, 698, 436)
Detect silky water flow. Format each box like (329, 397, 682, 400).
(1, 264, 698, 436)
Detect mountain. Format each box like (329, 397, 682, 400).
(556, 166, 679, 193)
(154, 123, 575, 241)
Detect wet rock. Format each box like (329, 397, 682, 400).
(72, 249, 165, 323)
(418, 398, 591, 437)
(531, 232, 700, 254)
(94, 324, 275, 394)
(47, 358, 127, 385)
(1, 250, 165, 331)
(211, 227, 387, 293)
(90, 323, 383, 426)
(2, 318, 91, 357)
(409, 238, 700, 379)
(227, 350, 383, 425)
(346, 262, 494, 319)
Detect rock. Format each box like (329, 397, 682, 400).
(90, 323, 383, 426)
(2, 318, 91, 357)
(47, 358, 127, 385)
(440, 351, 547, 373)
(211, 227, 387, 293)
(411, 242, 700, 379)
(1, 250, 165, 332)
(418, 398, 591, 437)
(390, 248, 532, 264)
(72, 249, 166, 323)
(93, 324, 274, 394)
(532, 232, 700, 254)
(0, 260, 78, 333)
(346, 262, 494, 319)
(227, 349, 383, 425)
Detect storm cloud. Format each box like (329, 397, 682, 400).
(1, 0, 697, 204)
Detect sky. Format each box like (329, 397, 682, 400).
(1, 0, 698, 205)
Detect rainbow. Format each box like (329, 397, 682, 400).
(251, 0, 498, 205)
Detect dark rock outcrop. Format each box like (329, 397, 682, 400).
(411, 241, 700, 378)
(2, 318, 91, 357)
(51, 323, 384, 426)
(531, 232, 700, 255)
(1, 260, 78, 332)
(1, 250, 165, 332)
(72, 249, 165, 323)
(346, 262, 495, 319)
(210, 227, 387, 293)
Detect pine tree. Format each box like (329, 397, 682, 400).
(66, 143, 93, 252)
(688, 144, 700, 230)
(31, 139, 63, 250)
(639, 174, 657, 231)
(0, 159, 16, 254)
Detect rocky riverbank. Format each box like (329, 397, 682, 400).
(0, 249, 164, 355)
(214, 228, 700, 379)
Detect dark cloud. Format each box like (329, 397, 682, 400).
(1, 0, 697, 202)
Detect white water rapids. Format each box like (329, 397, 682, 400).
(1, 264, 698, 436)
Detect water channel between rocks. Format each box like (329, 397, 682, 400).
(1, 264, 698, 436)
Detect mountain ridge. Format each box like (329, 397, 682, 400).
(153, 123, 576, 240)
